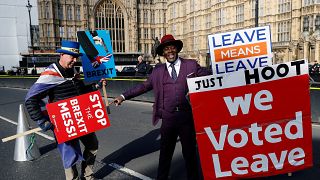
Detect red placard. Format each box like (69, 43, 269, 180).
(188, 68, 312, 179)
(46, 90, 110, 144)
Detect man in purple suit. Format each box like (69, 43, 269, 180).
(113, 34, 210, 180)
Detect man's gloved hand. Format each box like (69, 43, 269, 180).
(37, 118, 53, 132)
(96, 78, 107, 89)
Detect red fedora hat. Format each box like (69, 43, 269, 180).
(156, 34, 183, 56)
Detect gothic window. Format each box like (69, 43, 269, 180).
(251, 0, 263, 18)
(278, 21, 291, 41)
(206, 14, 211, 29)
(140, 28, 143, 39)
(216, 8, 224, 26)
(144, 28, 148, 39)
(259, 0, 264, 16)
(76, 6, 81, 21)
(95, 0, 125, 52)
(193, 36, 198, 51)
(59, 26, 64, 38)
(47, 25, 51, 37)
(45, 4, 50, 19)
(67, 6, 73, 20)
(303, 0, 315, 6)
(151, 28, 155, 38)
(172, 24, 176, 35)
(236, 4, 244, 23)
(151, 10, 155, 24)
(67, 26, 74, 38)
(58, 5, 63, 20)
(278, 0, 291, 13)
(144, 44, 148, 53)
(172, 4, 176, 18)
(315, 15, 320, 30)
(158, 10, 161, 23)
(144, 10, 148, 23)
(303, 16, 310, 32)
(160, 28, 164, 38)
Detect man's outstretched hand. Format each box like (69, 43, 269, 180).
(37, 118, 54, 132)
(112, 96, 124, 106)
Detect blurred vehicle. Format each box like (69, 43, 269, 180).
(0, 65, 5, 75)
(309, 63, 320, 83)
(117, 66, 136, 76)
(122, 67, 136, 73)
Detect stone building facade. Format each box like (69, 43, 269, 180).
(37, 0, 167, 63)
(36, 0, 320, 66)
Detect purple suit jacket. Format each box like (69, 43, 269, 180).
(123, 58, 210, 125)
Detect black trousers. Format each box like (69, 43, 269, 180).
(157, 110, 200, 180)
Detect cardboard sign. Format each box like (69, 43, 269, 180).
(78, 30, 117, 82)
(187, 60, 312, 179)
(208, 26, 273, 75)
(46, 91, 110, 144)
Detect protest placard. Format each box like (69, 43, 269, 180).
(187, 60, 312, 179)
(78, 30, 117, 82)
(208, 26, 273, 75)
(46, 90, 110, 144)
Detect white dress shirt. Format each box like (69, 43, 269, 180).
(166, 58, 181, 78)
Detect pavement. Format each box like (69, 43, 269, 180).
(1, 87, 320, 180)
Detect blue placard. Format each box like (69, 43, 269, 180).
(79, 30, 117, 82)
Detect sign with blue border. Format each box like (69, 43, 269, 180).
(78, 30, 117, 82)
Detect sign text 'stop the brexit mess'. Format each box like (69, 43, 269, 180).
(46, 91, 110, 144)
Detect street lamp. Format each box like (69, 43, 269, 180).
(26, 0, 34, 56)
(255, 0, 259, 27)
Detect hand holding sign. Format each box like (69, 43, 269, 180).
(99, 78, 111, 114)
(46, 91, 110, 144)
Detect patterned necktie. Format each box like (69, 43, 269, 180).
(170, 63, 177, 81)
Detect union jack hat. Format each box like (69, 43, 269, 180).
(56, 40, 83, 57)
